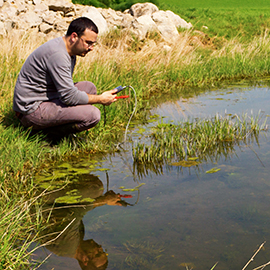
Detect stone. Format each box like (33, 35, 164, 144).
(1, 5, 18, 18)
(47, 0, 74, 15)
(34, 3, 48, 13)
(131, 14, 157, 40)
(17, 11, 42, 28)
(99, 8, 123, 28)
(165, 10, 192, 29)
(0, 21, 6, 36)
(121, 13, 133, 28)
(53, 17, 68, 32)
(4, 19, 16, 33)
(39, 22, 53, 33)
(0, 0, 192, 42)
(16, 3, 28, 14)
(82, 6, 108, 35)
(129, 2, 158, 18)
(152, 10, 179, 40)
(41, 11, 56, 25)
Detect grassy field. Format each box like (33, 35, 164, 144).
(160, 0, 270, 9)
(1, 2, 270, 268)
(159, 1, 270, 41)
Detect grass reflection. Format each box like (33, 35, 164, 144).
(132, 113, 267, 178)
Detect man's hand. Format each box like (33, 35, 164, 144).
(87, 89, 117, 105)
(99, 90, 117, 105)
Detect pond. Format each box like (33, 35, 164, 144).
(33, 80, 270, 270)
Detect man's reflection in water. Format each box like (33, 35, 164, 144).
(40, 173, 128, 270)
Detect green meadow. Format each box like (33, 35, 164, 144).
(1, 0, 270, 268)
(160, 0, 270, 9)
(159, 0, 270, 41)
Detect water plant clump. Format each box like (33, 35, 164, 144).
(132, 113, 268, 164)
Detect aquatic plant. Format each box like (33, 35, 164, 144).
(132, 113, 267, 165)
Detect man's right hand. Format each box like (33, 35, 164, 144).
(87, 89, 117, 105)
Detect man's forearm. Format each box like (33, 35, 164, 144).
(87, 94, 102, 104)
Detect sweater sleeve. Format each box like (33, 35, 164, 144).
(46, 52, 89, 106)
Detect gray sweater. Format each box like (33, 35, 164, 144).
(13, 37, 89, 114)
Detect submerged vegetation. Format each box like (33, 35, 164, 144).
(1, 3, 270, 268)
(132, 113, 267, 178)
(132, 113, 267, 164)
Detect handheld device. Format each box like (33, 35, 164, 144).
(115, 85, 126, 94)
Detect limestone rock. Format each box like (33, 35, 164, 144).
(0, 0, 192, 41)
(129, 2, 158, 18)
(99, 8, 123, 28)
(131, 14, 157, 40)
(1, 5, 18, 19)
(152, 10, 179, 40)
(34, 3, 48, 13)
(41, 10, 56, 25)
(0, 21, 6, 35)
(165, 10, 192, 29)
(82, 6, 108, 35)
(39, 21, 53, 33)
(17, 11, 42, 28)
(47, 0, 74, 15)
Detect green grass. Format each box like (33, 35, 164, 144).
(157, 1, 270, 42)
(159, 0, 270, 9)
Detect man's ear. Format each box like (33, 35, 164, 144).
(71, 32, 78, 43)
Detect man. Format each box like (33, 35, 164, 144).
(13, 17, 117, 139)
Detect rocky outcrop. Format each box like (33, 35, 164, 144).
(0, 0, 192, 40)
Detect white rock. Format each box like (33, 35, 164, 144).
(152, 10, 179, 40)
(131, 14, 157, 40)
(47, 0, 74, 14)
(34, 3, 48, 13)
(129, 2, 158, 17)
(1, 5, 18, 18)
(100, 8, 123, 27)
(39, 22, 53, 33)
(0, 0, 190, 41)
(165, 10, 192, 29)
(0, 21, 6, 36)
(82, 6, 108, 35)
(18, 11, 42, 28)
(42, 10, 56, 25)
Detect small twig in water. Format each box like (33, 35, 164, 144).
(253, 260, 270, 270)
(242, 241, 266, 270)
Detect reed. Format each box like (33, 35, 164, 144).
(132, 113, 267, 165)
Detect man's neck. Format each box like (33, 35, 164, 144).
(62, 36, 73, 56)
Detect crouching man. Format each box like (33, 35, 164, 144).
(13, 17, 117, 140)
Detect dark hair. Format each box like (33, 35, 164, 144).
(66, 17, 99, 37)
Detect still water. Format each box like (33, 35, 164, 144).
(33, 81, 270, 270)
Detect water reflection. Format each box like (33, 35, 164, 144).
(34, 82, 270, 269)
(132, 134, 260, 179)
(38, 174, 131, 270)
